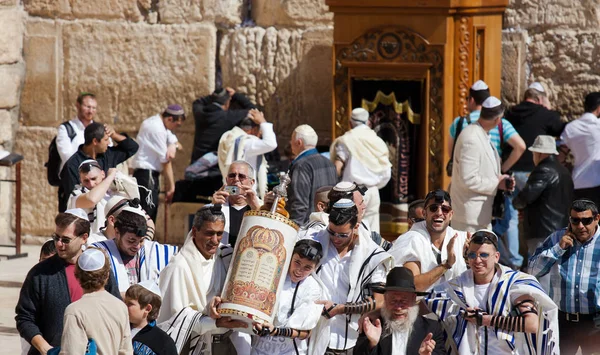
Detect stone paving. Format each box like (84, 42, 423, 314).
(0, 245, 40, 354)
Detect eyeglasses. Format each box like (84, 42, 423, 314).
(466, 252, 491, 260)
(327, 227, 352, 239)
(52, 233, 80, 245)
(227, 173, 248, 181)
(570, 216, 596, 226)
(426, 204, 452, 214)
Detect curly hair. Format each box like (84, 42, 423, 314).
(74, 247, 110, 292)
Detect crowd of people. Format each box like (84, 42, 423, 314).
(13, 83, 600, 354)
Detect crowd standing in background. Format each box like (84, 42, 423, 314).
(14, 83, 600, 355)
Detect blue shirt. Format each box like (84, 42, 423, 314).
(449, 111, 517, 156)
(529, 226, 600, 314)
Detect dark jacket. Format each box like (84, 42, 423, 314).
(191, 93, 255, 163)
(505, 101, 565, 172)
(132, 321, 178, 355)
(15, 254, 121, 355)
(354, 316, 446, 355)
(513, 155, 574, 241)
(287, 149, 338, 226)
(59, 135, 139, 212)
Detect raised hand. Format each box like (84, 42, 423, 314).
(419, 333, 436, 355)
(362, 317, 382, 349)
(446, 233, 458, 267)
(212, 185, 229, 205)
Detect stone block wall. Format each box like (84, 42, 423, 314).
(3, 0, 598, 238)
(502, 0, 600, 118)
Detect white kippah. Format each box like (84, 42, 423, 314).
(65, 208, 89, 221)
(351, 108, 369, 123)
(138, 280, 162, 298)
(333, 181, 356, 192)
(294, 124, 316, 136)
(121, 205, 147, 218)
(471, 80, 489, 91)
(333, 198, 355, 209)
(528, 82, 545, 92)
(104, 196, 127, 218)
(78, 248, 106, 272)
(482, 96, 502, 109)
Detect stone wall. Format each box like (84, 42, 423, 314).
(4, 0, 599, 238)
(502, 0, 600, 118)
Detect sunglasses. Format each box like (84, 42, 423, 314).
(471, 231, 498, 248)
(466, 252, 491, 260)
(327, 227, 352, 239)
(426, 204, 452, 214)
(79, 163, 101, 173)
(569, 216, 596, 226)
(52, 233, 80, 245)
(227, 173, 248, 181)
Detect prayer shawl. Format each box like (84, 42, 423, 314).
(94, 239, 179, 293)
(426, 265, 559, 355)
(388, 221, 468, 289)
(157, 233, 234, 354)
(330, 125, 392, 175)
(218, 126, 268, 199)
(303, 229, 394, 355)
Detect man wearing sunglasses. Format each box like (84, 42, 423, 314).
(427, 230, 559, 354)
(302, 199, 393, 355)
(389, 189, 469, 292)
(211, 160, 262, 248)
(529, 199, 600, 353)
(16, 210, 121, 355)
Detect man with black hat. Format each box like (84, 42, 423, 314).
(355, 267, 445, 355)
(389, 189, 469, 292)
(131, 104, 185, 221)
(191, 87, 256, 165)
(427, 230, 559, 354)
(450, 96, 515, 232)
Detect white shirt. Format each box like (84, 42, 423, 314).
(560, 112, 600, 189)
(242, 122, 277, 170)
(391, 331, 409, 355)
(320, 241, 387, 350)
(473, 275, 513, 355)
(335, 125, 391, 189)
(130, 114, 178, 172)
(67, 186, 110, 234)
(56, 118, 87, 172)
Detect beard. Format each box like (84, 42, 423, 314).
(381, 304, 420, 338)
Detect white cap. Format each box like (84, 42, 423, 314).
(332, 198, 355, 209)
(528, 135, 559, 155)
(528, 82, 545, 93)
(482, 96, 502, 109)
(104, 196, 127, 218)
(350, 108, 369, 123)
(471, 80, 489, 91)
(65, 208, 89, 221)
(138, 280, 162, 298)
(333, 181, 356, 192)
(121, 205, 147, 218)
(77, 248, 106, 272)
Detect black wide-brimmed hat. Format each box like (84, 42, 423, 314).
(374, 267, 430, 296)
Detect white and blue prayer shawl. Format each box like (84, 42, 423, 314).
(303, 229, 394, 355)
(94, 239, 179, 293)
(426, 265, 559, 355)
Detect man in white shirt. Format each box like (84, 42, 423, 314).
(330, 108, 392, 233)
(302, 199, 393, 355)
(388, 189, 469, 292)
(131, 104, 184, 221)
(67, 160, 117, 235)
(211, 160, 262, 248)
(217, 109, 277, 199)
(560, 92, 600, 207)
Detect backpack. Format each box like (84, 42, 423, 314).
(46, 122, 76, 186)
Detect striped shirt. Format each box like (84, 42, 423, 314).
(529, 226, 600, 314)
(450, 111, 517, 156)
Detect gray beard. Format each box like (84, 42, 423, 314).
(381, 305, 420, 338)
